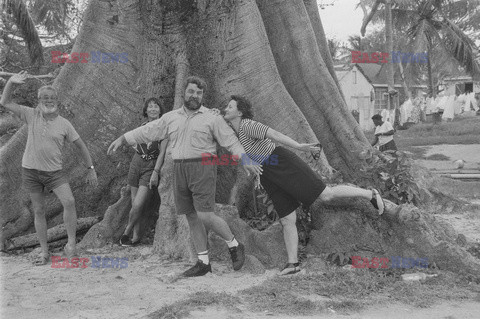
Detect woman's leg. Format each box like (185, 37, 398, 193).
(318, 185, 384, 214)
(279, 211, 298, 264)
(124, 186, 150, 240)
(318, 185, 371, 202)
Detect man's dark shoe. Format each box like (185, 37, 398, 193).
(229, 243, 245, 271)
(183, 260, 212, 277)
(120, 235, 133, 247)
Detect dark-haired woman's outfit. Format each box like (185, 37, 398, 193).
(237, 119, 326, 217)
(127, 121, 160, 187)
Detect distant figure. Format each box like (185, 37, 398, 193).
(371, 114, 397, 152)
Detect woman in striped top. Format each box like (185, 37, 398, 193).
(120, 98, 168, 247)
(223, 95, 385, 275)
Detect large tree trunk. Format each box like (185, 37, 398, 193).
(1, 0, 478, 275)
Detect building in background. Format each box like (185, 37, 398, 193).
(336, 62, 427, 130)
(440, 76, 480, 96)
(335, 64, 375, 130)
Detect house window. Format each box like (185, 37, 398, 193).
(374, 88, 388, 113)
(353, 71, 357, 84)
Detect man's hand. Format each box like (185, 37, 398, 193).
(107, 135, 126, 155)
(8, 71, 30, 84)
(148, 172, 159, 189)
(86, 169, 98, 187)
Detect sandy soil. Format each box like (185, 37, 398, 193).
(1, 247, 275, 319)
(1, 144, 480, 319)
(415, 144, 480, 171)
(2, 250, 480, 319)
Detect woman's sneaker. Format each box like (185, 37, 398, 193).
(279, 262, 301, 275)
(370, 189, 385, 215)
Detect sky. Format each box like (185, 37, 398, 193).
(318, 0, 366, 44)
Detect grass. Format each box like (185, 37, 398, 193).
(147, 265, 480, 318)
(241, 266, 480, 314)
(425, 153, 450, 161)
(147, 291, 240, 319)
(364, 116, 480, 149)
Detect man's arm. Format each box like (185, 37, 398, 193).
(73, 138, 98, 187)
(0, 72, 30, 118)
(148, 139, 168, 189)
(371, 135, 379, 146)
(107, 117, 168, 155)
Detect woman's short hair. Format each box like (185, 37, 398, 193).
(231, 95, 253, 119)
(143, 97, 165, 118)
(371, 114, 382, 121)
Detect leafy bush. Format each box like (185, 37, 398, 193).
(353, 150, 421, 205)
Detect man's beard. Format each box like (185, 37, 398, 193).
(39, 103, 58, 115)
(184, 97, 201, 110)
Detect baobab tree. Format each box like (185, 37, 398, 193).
(1, 0, 479, 274)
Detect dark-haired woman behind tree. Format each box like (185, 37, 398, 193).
(120, 98, 167, 246)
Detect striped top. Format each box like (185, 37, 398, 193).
(237, 119, 276, 163)
(133, 121, 160, 160)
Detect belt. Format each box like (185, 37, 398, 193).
(136, 152, 158, 161)
(173, 158, 204, 163)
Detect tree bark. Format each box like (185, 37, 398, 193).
(256, 0, 370, 178)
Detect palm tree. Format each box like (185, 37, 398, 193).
(360, 0, 480, 98)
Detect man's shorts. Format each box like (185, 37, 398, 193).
(127, 153, 156, 188)
(173, 158, 216, 215)
(379, 140, 397, 152)
(260, 147, 326, 218)
(22, 168, 68, 193)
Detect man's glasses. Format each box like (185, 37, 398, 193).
(311, 143, 322, 160)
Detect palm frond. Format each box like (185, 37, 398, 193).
(439, 18, 480, 79)
(3, 0, 44, 65)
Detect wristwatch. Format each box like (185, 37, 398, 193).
(87, 165, 95, 170)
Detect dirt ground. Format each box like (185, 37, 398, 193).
(1, 144, 480, 319)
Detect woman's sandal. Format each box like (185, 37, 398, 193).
(279, 262, 301, 275)
(370, 189, 385, 215)
(34, 253, 51, 266)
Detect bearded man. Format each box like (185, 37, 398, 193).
(0, 71, 98, 265)
(108, 76, 262, 277)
